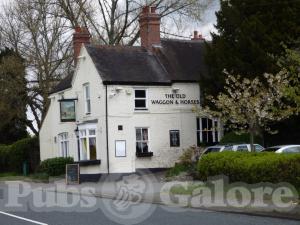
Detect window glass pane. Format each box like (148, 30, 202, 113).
(80, 130, 86, 137)
(196, 118, 200, 130)
(170, 130, 180, 147)
(85, 85, 90, 99)
(89, 137, 97, 160)
(141, 142, 148, 153)
(136, 142, 142, 153)
(197, 131, 200, 146)
(87, 99, 91, 113)
(135, 90, 146, 98)
(89, 129, 96, 135)
(136, 128, 142, 141)
(81, 138, 88, 160)
(207, 119, 213, 130)
(142, 129, 148, 141)
(202, 118, 207, 130)
(135, 99, 146, 108)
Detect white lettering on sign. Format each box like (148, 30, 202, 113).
(151, 93, 200, 105)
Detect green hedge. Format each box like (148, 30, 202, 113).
(38, 157, 74, 176)
(0, 137, 39, 173)
(197, 152, 300, 188)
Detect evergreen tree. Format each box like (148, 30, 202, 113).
(0, 48, 28, 144)
(203, 0, 300, 97)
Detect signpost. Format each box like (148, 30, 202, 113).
(66, 164, 80, 185)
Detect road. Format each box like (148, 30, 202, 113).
(0, 188, 299, 225)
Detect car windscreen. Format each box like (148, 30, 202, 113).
(262, 147, 281, 152)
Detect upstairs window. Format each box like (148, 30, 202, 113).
(134, 89, 147, 110)
(84, 84, 91, 114)
(58, 132, 69, 157)
(170, 130, 180, 147)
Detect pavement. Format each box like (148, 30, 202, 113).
(0, 173, 299, 225)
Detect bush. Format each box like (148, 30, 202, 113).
(220, 132, 263, 145)
(0, 137, 39, 173)
(38, 157, 74, 176)
(197, 152, 300, 188)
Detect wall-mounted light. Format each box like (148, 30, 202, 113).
(172, 88, 180, 93)
(115, 87, 123, 92)
(126, 89, 132, 95)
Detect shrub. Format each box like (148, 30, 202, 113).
(220, 132, 263, 145)
(0, 137, 39, 173)
(197, 152, 300, 188)
(38, 157, 74, 176)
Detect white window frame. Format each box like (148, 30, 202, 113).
(135, 127, 150, 153)
(79, 124, 97, 160)
(83, 83, 91, 114)
(134, 89, 148, 110)
(197, 117, 220, 145)
(58, 132, 69, 157)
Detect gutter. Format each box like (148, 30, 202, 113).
(105, 85, 110, 174)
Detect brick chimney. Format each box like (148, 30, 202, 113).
(139, 6, 161, 50)
(191, 31, 205, 41)
(73, 26, 91, 66)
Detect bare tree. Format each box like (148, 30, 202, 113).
(0, 0, 212, 135)
(0, 0, 73, 135)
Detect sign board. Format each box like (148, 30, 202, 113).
(115, 140, 126, 157)
(60, 100, 76, 122)
(66, 164, 80, 185)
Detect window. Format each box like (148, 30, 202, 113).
(84, 84, 91, 114)
(283, 147, 300, 153)
(197, 118, 219, 146)
(58, 133, 69, 157)
(79, 127, 97, 160)
(236, 145, 249, 152)
(136, 128, 149, 153)
(170, 130, 180, 147)
(118, 125, 123, 131)
(134, 89, 147, 110)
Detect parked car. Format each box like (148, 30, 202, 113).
(201, 145, 228, 155)
(223, 144, 264, 152)
(262, 145, 300, 153)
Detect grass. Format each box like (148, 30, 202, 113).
(170, 182, 204, 195)
(0, 172, 50, 183)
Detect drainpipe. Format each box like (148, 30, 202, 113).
(105, 85, 110, 174)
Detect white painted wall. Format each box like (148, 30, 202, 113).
(40, 45, 205, 174)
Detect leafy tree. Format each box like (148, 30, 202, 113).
(203, 0, 300, 97)
(0, 48, 28, 144)
(200, 70, 293, 152)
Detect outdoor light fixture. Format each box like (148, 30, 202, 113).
(115, 87, 123, 92)
(172, 88, 180, 93)
(74, 127, 80, 161)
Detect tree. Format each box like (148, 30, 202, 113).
(0, 0, 213, 134)
(203, 0, 300, 97)
(200, 70, 293, 152)
(0, 48, 28, 144)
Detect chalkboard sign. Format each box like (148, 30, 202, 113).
(66, 164, 80, 185)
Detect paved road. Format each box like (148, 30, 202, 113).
(0, 191, 299, 225)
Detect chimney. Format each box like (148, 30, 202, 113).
(139, 6, 161, 50)
(191, 31, 205, 41)
(73, 26, 91, 66)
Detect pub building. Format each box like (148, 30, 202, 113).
(39, 6, 223, 179)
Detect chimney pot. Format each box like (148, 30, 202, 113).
(191, 30, 205, 41)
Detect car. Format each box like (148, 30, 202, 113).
(262, 145, 300, 153)
(201, 145, 229, 156)
(223, 144, 264, 152)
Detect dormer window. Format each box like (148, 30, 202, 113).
(84, 84, 91, 114)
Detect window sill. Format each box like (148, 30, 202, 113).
(134, 109, 149, 113)
(75, 159, 101, 166)
(136, 152, 153, 157)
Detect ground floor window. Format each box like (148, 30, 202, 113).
(136, 128, 149, 153)
(170, 130, 180, 147)
(79, 126, 97, 160)
(58, 132, 69, 157)
(197, 117, 219, 146)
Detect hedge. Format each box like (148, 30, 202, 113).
(38, 157, 74, 176)
(197, 152, 300, 188)
(0, 137, 39, 173)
